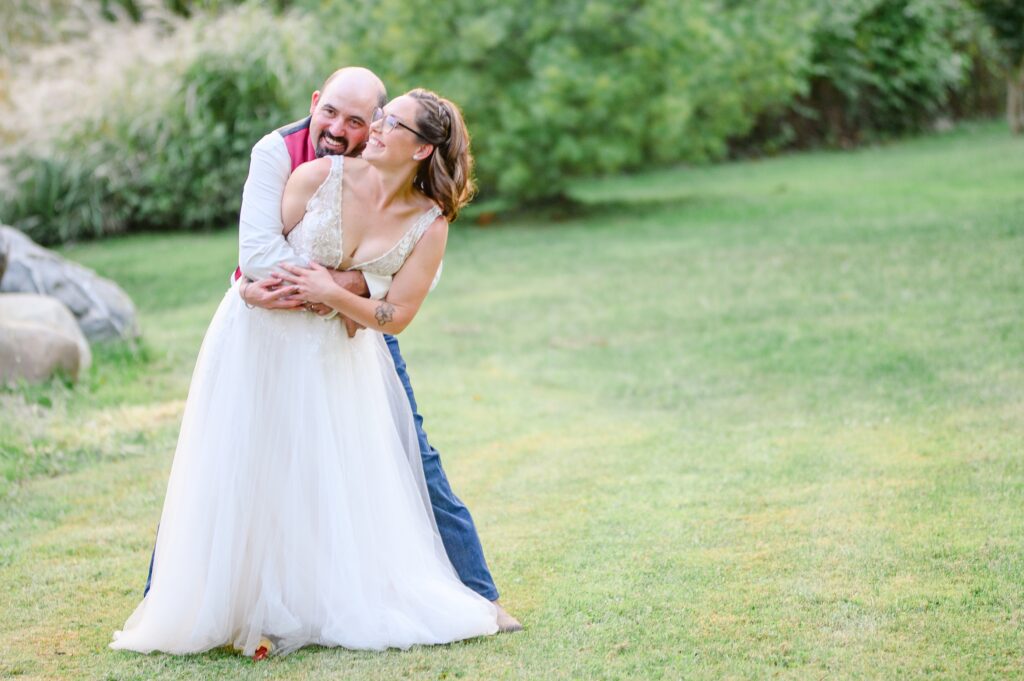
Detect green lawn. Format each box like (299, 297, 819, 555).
(1, 122, 1022, 679)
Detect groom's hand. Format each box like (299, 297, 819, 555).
(240, 275, 304, 310)
(327, 270, 368, 337)
(328, 270, 370, 298)
(302, 304, 363, 337)
(306, 302, 333, 316)
(341, 315, 365, 338)
(268, 268, 368, 331)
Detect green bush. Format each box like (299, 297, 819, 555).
(316, 0, 816, 202)
(801, 0, 979, 142)
(0, 0, 1006, 242)
(975, 0, 1024, 68)
(973, 0, 1024, 133)
(1, 6, 316, 244)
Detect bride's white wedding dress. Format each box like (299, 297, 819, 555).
(110, 156, 498, 656)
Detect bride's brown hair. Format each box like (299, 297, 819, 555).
(408, 89, 475, 222)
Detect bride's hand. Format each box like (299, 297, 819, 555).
(277, 262, 337, 306)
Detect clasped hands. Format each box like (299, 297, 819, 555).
(240, 262, 367, 337)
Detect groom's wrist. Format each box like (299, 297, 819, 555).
(329, 270, 370, 298)
(239, 278, 253, 306)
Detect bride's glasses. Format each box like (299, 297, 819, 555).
(372, 107, 430, 142)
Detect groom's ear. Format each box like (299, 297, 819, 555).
(412, 143, 434, 161)
(309, 90, 321, 114)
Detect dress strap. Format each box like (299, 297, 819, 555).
(408, 205, 442, 245)
(299, 155, 346, 269)
(301, 156, 344, 221)
(330, 156, 345, 265)
(330, 154, 345, 176)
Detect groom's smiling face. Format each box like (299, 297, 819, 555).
(308, 74, 382, 158)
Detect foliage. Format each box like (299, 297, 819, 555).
(0, 0, 170, 61)
(0, 0, 271, 56)
(796, 0, 979, 143)
(314, 0, 817, 202)
(0, 0, 1009, 241)
(973, 0, 1024, 68)
(0, 6, 317, 244)
(972, 0, 1024, 134)
(103, 0, 294, 19)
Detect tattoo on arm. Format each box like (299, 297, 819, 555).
(374, 302, 395, 327)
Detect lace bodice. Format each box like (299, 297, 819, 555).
(286, 156, 442, 281)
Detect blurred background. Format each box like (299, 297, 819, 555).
(0, 0, 1021, 244)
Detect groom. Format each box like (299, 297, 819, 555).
(144, 67, 521, 632)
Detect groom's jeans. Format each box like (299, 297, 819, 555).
(383, 334, 499, 601)
(144, 334, 499, 602)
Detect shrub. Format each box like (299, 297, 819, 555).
(799, 0, 979, 143)
(0, 5, 317, 244)
(973, 0, 1024, 133)
(0, 0, 1006, 242)
(313, 0, 817, 203)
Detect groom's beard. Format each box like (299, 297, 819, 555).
(315, 131, 366, 158)
(315, 131, 348, 157)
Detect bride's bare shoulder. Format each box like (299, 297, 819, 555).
(291, 156, 333, 185)
(282, 157, 336, 232)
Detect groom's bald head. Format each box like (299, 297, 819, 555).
(321, 67, 387, 108)
(308, 66, 387, 157)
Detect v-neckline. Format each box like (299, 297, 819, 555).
(345, 207, 437, 270)
(335, 158, 439, 271)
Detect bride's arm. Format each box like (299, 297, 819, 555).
(279, 217, 448, 335)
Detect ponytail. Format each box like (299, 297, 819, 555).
(408, 88, 475, 222)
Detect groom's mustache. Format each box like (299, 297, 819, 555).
(315, 131, 349, 157)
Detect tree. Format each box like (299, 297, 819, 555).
(975, 0, 1024, 134)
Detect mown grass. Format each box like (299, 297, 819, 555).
(1, 122, 1022, 679)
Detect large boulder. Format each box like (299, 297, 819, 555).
(0, 293, 92, 372)
(0, 321, 82, 385)
(0, 225, 140, 342)
(0, 228, 8, 283)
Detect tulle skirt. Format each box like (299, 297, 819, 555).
(110, 282, 498, 656)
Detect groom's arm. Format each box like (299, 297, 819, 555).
(237, 133, 391, 303)
(238, 133, 304, 282)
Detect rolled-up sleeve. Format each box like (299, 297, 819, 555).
(238, 134, 307, 281)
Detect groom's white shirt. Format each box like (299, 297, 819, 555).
(237, 132, 406, 299)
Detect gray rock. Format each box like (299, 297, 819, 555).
(0, 320, 82, 385)
(0, 293, 91, 372)
(0, 226, 140, 342)
(0, 228, 7, 282)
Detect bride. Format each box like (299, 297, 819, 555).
(110, 89, 498, 657)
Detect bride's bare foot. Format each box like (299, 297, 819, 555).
(493, 600, 523, 633)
